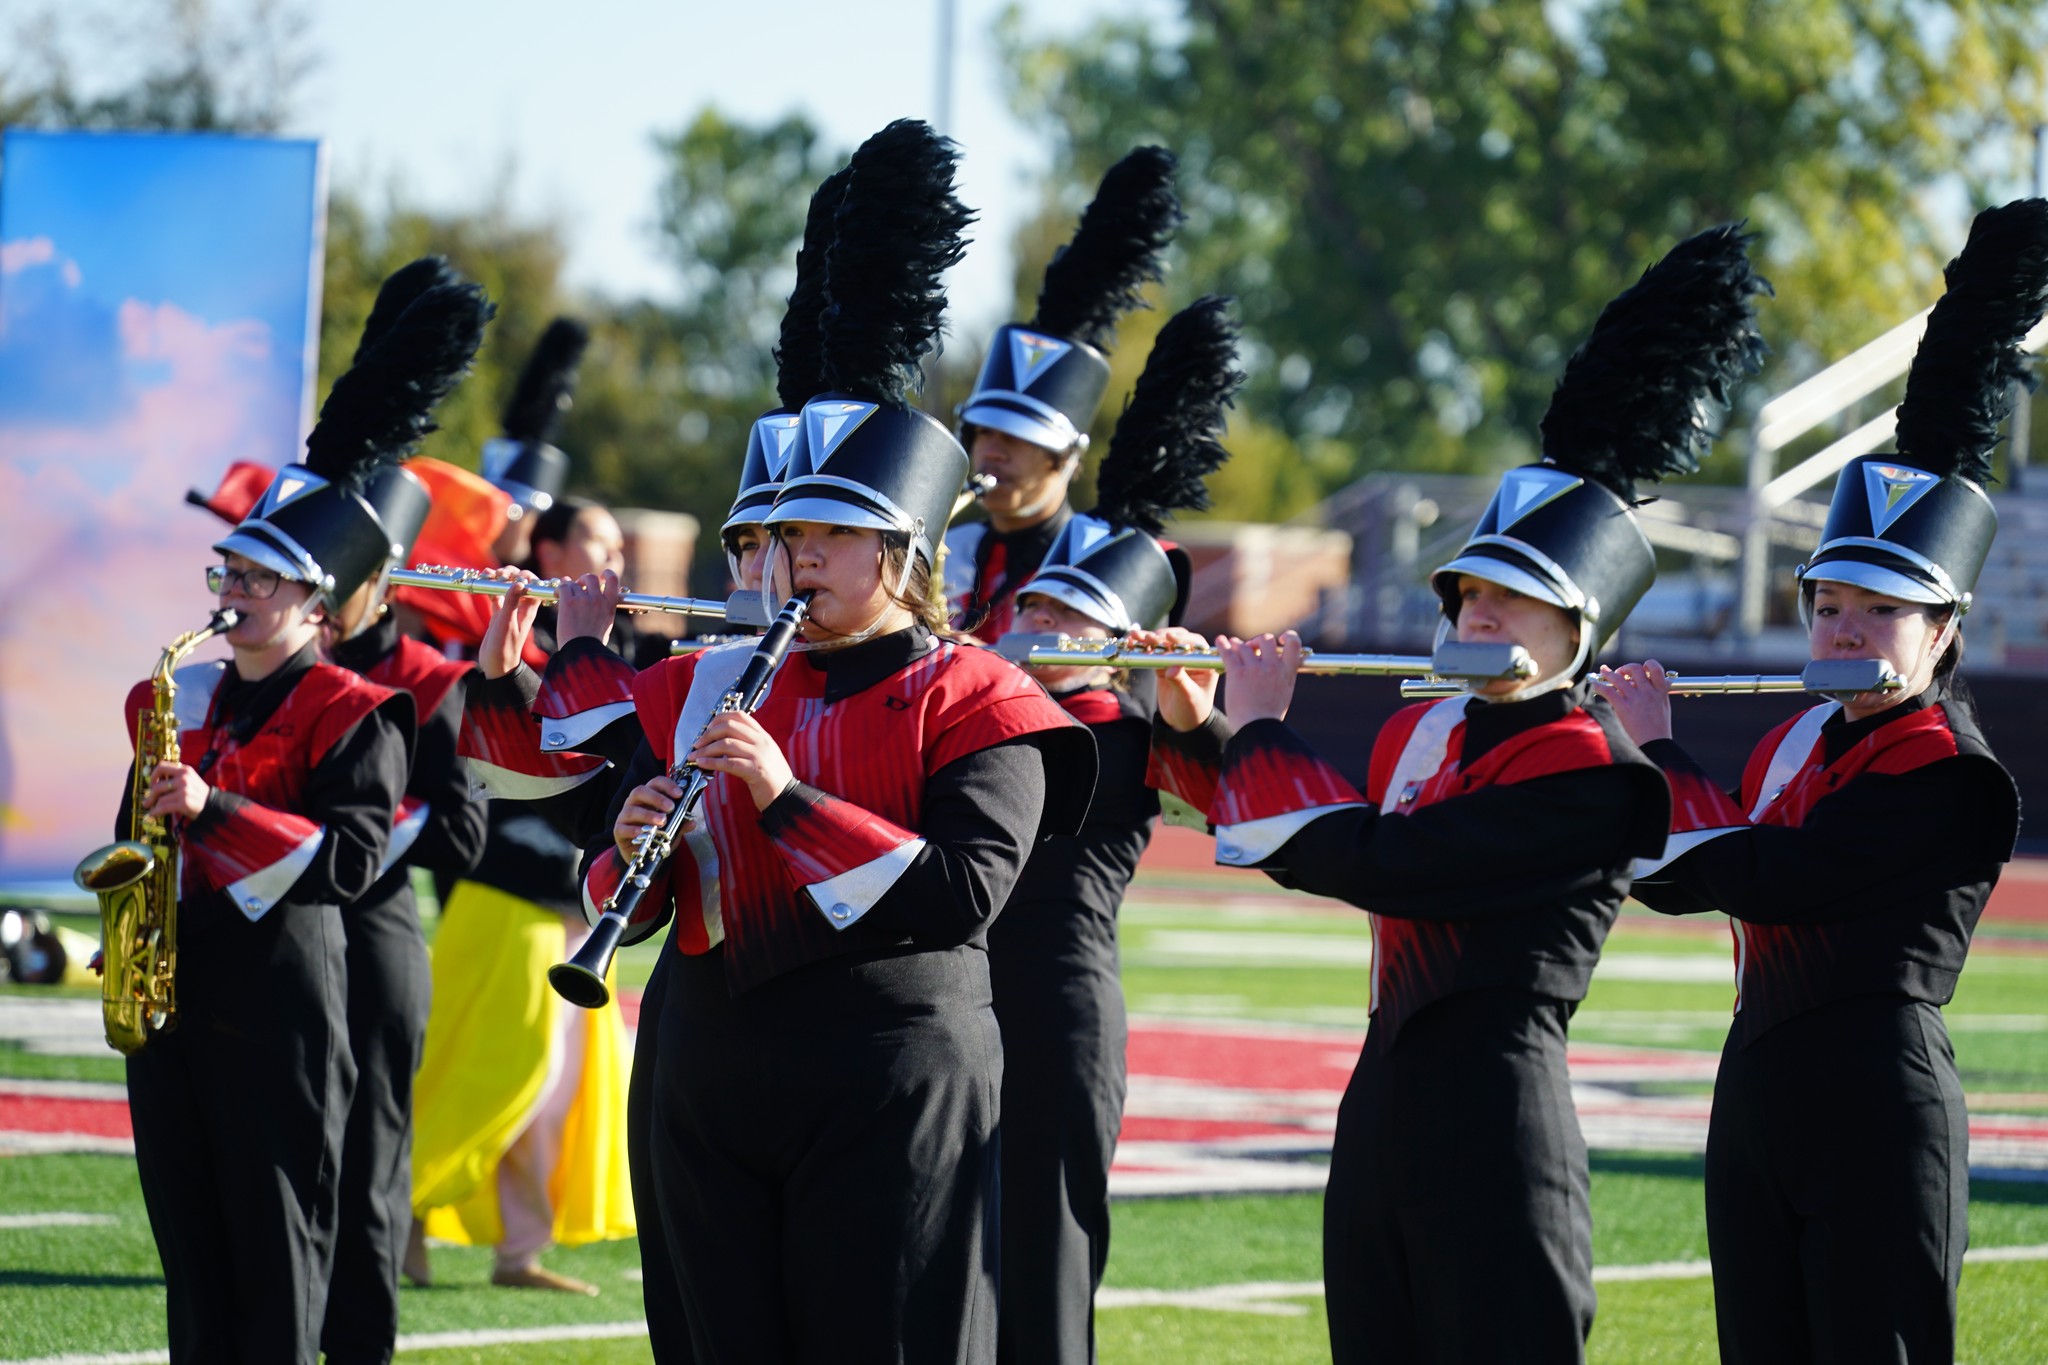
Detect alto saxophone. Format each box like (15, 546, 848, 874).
(73, 610, 239, 1056)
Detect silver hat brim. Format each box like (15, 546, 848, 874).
(960, 402, 1075, 453)
(1431, 552, 1572, 612)
(212, 529, 312, 586)
(1798, 558, 1950, 606)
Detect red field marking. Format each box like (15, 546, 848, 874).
(1985, 859, 2048, 925)
(1120, 1116, 1321, 1143)
(1127, 1021, 1357, 1092)
(0, 1094, 129, 1139)
(1140, 824, 1256, 877)
(1142, 827, 2048, 930)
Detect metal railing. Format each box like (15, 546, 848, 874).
(1734, 312, 2048, 637)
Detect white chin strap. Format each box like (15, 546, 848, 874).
(1436, 614, 1591, 704)
(341, 567, 394, 643)
(1919, 612, 1962, 694)
(766, 545, 920, 652)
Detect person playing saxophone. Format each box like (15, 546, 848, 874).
(114, 275, 487, 1364)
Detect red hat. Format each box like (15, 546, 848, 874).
(184, 461, 277, 526)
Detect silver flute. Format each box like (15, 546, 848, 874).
(1400, 658, 1905, 700)
(996, 634, 1537, 682)
(390, 564, 771, 628)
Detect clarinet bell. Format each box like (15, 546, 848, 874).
(548, 915, 627, 1009)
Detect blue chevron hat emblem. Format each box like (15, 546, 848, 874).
(1863, 462, 1940, 533)
(1008, 331, 1072, 391)
(1494, 466, 1584, 530)
(804, 401, 879, 467)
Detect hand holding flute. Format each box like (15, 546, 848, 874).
(474, 567, 625, 679)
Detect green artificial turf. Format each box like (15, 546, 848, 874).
(6, 868, 2046, 1363)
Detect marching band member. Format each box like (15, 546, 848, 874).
(504, 120, 1093, 1364)
(991, 296, 1240, 1365)
(1143, 227, 1767, 1363)
(122, 273, 487, 1363)
(945, 146, 1183, 641)
(1605, 201, 2038, 1363)
(619, 158, 848, 1364)
(407, 320, 636, 1296)
(483, 318, 582, 566)
(316, 264, 493, 1365)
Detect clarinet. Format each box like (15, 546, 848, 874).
(547, 590, 815, 1008)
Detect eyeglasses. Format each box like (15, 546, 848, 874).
(207, 563, 285, 600)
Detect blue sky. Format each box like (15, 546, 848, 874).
(0, 129, 321, 428)
(0, 130, 321, 340)
(298, 0, 1176, 332)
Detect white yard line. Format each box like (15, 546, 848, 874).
(1095, 1244, 2048, 1316)
(0, 1321, 653, 1365)
(0, 1213, 116, 1229)
(1096, 1280, 1324, 1316)
(0, 1080, 126, 1102)
(10, 1245, 2048, 1357)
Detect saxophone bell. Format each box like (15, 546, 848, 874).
(75, 608, 239, 1055)
(73, 841, 163, 1056)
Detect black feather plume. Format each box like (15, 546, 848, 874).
(775, 164, 851, 410)
(1895, 198, 2048, 486)
(353, 257, 459, 364)
(1031, 146, 1182, 352)
(819, 119, 974, 405)
(1539, 223, 1771, 501)
(305, 281, 495, 494)
(1095, 296, 1244, 535)
(501, 317, 591, 445)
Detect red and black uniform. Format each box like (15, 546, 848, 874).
(989, 684, 1155, 1365)
(946, 506, 1072, 642)
(535, 625, 1091, 1363)
(1631, 691, 2017, 1362)
(118, 643, 412, 1365)
(456, 610, 696, 1355)
(1153, 684, 1668, 1364)
(321, 614, 485, 1365)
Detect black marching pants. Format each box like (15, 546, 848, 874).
(989, 951, 1126, 1365)
(127, 904, 355, 1365)
(629, 939, 694, 1361)
(1706, 994, 1968, 1365)
(652, 945, 1003, 1365)
(322, 885, 431, 1365)
(1324, 988, 1594, 1365)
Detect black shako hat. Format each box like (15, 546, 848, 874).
(218, 258, 492, 604)
(1799, 198, 2048, 615)
(1014, 296, 1242, 633)
(1433, 224, 1770, 673)
(725, 164, 852, 541)
(481, 316, 588, 518)
(765, 119, 974, 569)
(959, 146, 1181, 454)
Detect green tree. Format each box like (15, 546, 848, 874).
(0, 0, 310, 131)
(1002, 0, 2048, 509)
(318, 186, 571, 472)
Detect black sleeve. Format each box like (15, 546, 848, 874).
(540, 636, 651, 771)
(465, 659, 542, 713)
(116, 762, 138, 841)
(1151, 707, 1235, 769)
(404, 682, 488, 879)
(1258, 764, 1652, 921)
(760, 736, 1050, 948)
(1626, 738, 1743, 918)
(191, 698, 414, 906)
(578, 737, 666, 888)
(1632, 755, 2013, 926)
(1085, 716, 1160, 827)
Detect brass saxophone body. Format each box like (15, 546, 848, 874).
(73, 610, 238, 1056)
